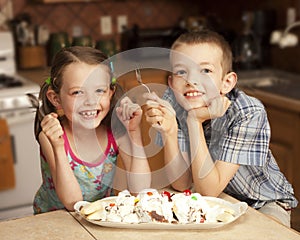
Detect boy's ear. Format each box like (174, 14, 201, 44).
(167, 75, 173, 88)
(220, 72, 237, 95)
(46, 89, 62, 108)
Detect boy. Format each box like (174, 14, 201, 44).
(144, 30, 297, 227)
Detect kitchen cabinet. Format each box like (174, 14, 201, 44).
(33, 0, 96, 3)
(240, 87, 300, 201)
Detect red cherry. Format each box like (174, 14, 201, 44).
(183, 189, 192, 196)
(161, 191, 171, 200)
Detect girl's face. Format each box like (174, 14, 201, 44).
(58, 62, 114, 129)
(169, 43, 225, 111)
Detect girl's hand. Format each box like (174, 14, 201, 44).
(144, 92, 177, 135)
(116, 96, 142, 132)
(41, 113, 64, 147)
(188, 95, 231, 123)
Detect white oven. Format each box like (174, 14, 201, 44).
(0, 32, 42, 220)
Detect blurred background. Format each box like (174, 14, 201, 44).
(0, 0, 299, 72)
(1, 0, 300, 231)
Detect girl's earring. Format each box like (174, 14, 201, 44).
(56, 107, 64, 117)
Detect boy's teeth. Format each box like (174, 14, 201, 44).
(186, 92, 201, 97)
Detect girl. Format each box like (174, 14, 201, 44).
(33, 46, 151, 214)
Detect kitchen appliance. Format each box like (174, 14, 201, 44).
(233, 12, 261, 70)
(233, 10, 276, 70)
(0, 31, 42, 220)
(120, 25, 186, 51)
(47, 32, 70, 66)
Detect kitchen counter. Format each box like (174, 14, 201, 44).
(237, 68, 300, 112)
(1, 193, 300, 240)
(0, 210, 94, 240)
(18, 68, 50, 86)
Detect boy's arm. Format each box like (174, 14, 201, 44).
(187, 117, 239, 196)
(186, 95, 239, 196)
(162, 127, 192, 191)
(145, 93, 192, 191)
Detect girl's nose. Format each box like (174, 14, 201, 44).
(84, 93, 98, 105)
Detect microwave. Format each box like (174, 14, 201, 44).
(120, 25, 186, 51)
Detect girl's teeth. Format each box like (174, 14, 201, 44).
(80, 111, 97, 117)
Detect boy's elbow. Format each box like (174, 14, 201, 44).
(193, 185, 220, 197)
(171, 181, 192, 192)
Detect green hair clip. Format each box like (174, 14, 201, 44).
(111, 77, 117, 85)
(109, 61, 117, 85)
(45, 77, 51, 85)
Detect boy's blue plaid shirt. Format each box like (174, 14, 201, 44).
(156, 87, 298, 209)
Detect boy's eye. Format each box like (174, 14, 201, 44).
(173, 70, 187, 77)
(200, 68, 212, 74)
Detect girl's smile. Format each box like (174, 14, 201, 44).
(59, 63, 113, 129)
(78, 109, 100, 119)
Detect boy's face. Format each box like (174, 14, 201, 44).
(169, 43, 226, 111)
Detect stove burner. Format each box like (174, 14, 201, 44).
(0, 74, 23, 89)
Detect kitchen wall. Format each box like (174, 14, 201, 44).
(2, 0, 300, 73)
(197, 0, 300, 74)
(0, 0, 192, 49)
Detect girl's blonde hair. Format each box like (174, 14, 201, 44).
(171, 30, 233, 75)
(34, 46, 123, 140)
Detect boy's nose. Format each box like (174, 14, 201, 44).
(185, 78, 198, 86)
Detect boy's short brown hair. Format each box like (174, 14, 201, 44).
(171, 30, 233, 75)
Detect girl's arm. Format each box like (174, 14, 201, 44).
(116, 97, 151, 193)
(39, 113, 83, 210)
(117, 130, 151, 193)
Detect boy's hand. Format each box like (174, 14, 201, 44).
(144, 92, 177, 135)
(116, 96, 142, 132)
(188, 95, 231, 123)
(41, 113, 64, 147)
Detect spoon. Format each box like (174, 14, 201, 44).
(26, 93, 45, 119)
(135, 68, 150, 93)
(135, 67, 161, 125)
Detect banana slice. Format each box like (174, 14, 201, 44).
(80, 200, 104, 215)
(216, 212, 235, 223)
(86, 209, 106, 220)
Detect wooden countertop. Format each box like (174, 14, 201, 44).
(1, 193, 300, 240)
(0, 210, 94, 240)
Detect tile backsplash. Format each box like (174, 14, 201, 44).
(1, 0, 189, 49)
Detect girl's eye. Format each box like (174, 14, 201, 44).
(72, 90, 84, 95)
(96, 88, 107, 94)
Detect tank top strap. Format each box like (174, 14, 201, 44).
(107, 128, 118, 154)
